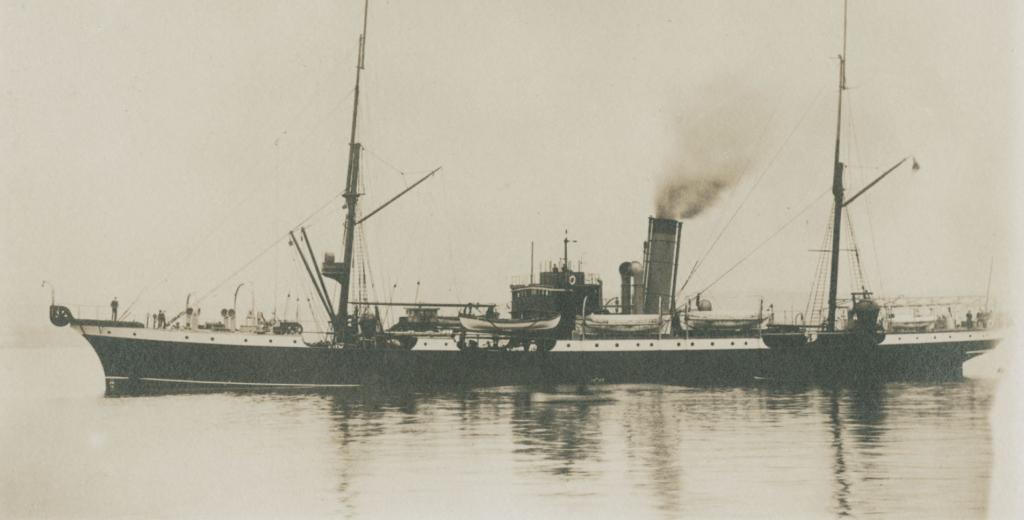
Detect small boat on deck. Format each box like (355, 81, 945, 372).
(685, 312, 766, 330)
(576, 314, 668, 335)
(459, 315, 561, 334)
(888, 316, 940, 332)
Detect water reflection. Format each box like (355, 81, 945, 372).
(514, 404, 601, 476)
(2, 349, 998, 519)
(286, 380, 991, 518)
(826, 385, 854, 517)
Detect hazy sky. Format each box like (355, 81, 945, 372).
(1, 0, 1019, 332)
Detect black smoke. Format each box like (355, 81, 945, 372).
(655, 82, 768, 220)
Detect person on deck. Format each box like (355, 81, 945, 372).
(158, 310, 166, 329)
(965, 310, 974, 329)
(111, 298, 118, 320)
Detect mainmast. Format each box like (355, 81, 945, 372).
(825, 0, 848, 332)
(337, 0, 370, 343)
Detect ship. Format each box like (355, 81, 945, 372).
(47, 1, 1003, 394)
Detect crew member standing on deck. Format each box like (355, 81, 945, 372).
(111, 297, 119, 320)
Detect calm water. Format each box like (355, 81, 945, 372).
(0, 344, 1009, 519)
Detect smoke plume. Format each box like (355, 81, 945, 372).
(655, 82, 769, 220)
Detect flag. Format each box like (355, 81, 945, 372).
(911, 158, 920, 172)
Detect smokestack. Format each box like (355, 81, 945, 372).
(619, 262, 633, 314)
(630, 261, 644, 315)
(643, 217, 682, 315)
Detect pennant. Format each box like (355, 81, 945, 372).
(911, 158, 920, 172)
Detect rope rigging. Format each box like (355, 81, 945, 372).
(120, 85, 357, 320)
(845, 91, 885, 301)
(805, 202, 836, 327)
(693, 187, 832, 297)
(679, 77, 832, 296)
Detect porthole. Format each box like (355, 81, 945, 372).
(615, 343, 620, 348)
(269, 340, 273, 343)
(677, 342, 681, 347)
(711, 342, 715, 346)
(133, 333, 137, 337)
(566, 343, 571, 348)
(691, 342, 695, 346)
(107, 331, 111, 335)
(244, 339, 248, 343)
(731, 342, 735, 346)
(744, 341, 748, 345)
(185, 336, 189, 339)
(636, 343, 640, 347)
(649, 343, 654, 347)
(211, 337, 215, 341)
(293, 340, 297, 344)
(444, 342, 448, 346)
(594, 344, 599, 348)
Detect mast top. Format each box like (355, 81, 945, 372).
(358, 0, 369, 69)
(842, 0, 848, 62)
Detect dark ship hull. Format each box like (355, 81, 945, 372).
(75, 320, 1000, 395)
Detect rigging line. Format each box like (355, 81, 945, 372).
(681, 78, 832, 293)
(139, 81, 356, 287)
(845, 207, 869, 291)
(363, 147, 434, 184)
(410, 191, 433, 302)
(698, 188, 831, 295)
(164, 56, 357, 262)
(846, 91, 884, 299)
(293, 254, 332, 335)
(290, 254, 326, 331)
(190, 191, 348, 309)
(807, 208, 835, 325)
(805, 212, 834, 323)
(692, 83, 790, 277)
(378, 183, 430, 312)
(843, 210, 858, 293)
(439, 169, 462, 302)
(192, 234, 289, 309)
(288, 192, 348, 233)
(121, 89, 356, 317)
(116, 56, 358, 319)
(298, 200, 348, 232)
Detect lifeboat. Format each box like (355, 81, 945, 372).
(459, 314, 561, 334)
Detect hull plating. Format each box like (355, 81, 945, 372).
(81, 332, 999, 395)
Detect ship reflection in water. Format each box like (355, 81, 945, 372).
(1, 349, 996, 519)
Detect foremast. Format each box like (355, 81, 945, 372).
(825, 0, 848, 332)
(337, 0, 370, 344)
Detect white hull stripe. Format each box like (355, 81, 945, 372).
(79, 325, 1002, 353)
(106, 376, 360, 388)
